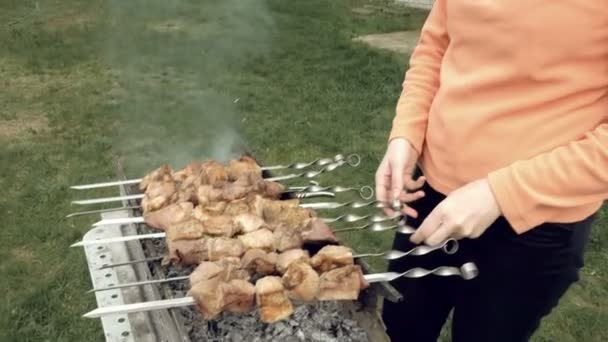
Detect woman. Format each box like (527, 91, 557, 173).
(375, 1, 607, 341)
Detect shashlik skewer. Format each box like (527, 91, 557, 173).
(86, 199, 396, 228)
(65, 205, 142, 218)
(291, 181, 374, 200)
(71, 154, 360, 190)
(82, 262, 479, 319)
(85, 198, 402, 229)
(86, 239, 459, 293)
(71, 188, 336, 206)
(70, 219, 412, 247)
(97, 256, 164, 270)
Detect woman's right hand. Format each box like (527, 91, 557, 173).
(375, 138, 426, 217)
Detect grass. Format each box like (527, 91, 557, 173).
(0, 0, 606, 341)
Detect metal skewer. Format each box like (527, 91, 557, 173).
(84, 196, 361, 228)
(71, 215, 402, 247)
(353, 239, 459, 260)
(87, 245, 458, 293)
(82, 262, 478, 318)
(300, 200, 390, 210)
(65, 205, 142, 218)
(287, 181, 374, 200)
(97, 256, 164, 270)
(71, 183, 338, 206)
(71, 154, 360, 190)
(333, 221, 414, 234)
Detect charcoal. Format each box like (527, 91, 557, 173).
(143, 231, 371, 342)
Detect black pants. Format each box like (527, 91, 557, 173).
(382, 182, 594, 342)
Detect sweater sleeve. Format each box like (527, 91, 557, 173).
(389, 0, 450, 154)
(488, 122, 608, 233)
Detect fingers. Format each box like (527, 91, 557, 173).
(389, 160, 405, 201)
(399, 190, 424, 203)
(375, 158, 395, 216)
(410, 205, 442, 244)
(375, 158, 390, 204)
(425, 224, 453, 246)
(401, 205, 419, 219)
(403, 175, 426, 191)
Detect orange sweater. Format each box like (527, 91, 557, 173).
(389, 1, 608, 233)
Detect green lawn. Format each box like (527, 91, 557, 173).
(0, 0, 606, 341)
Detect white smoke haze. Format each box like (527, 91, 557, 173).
(102, 0, 274, 175)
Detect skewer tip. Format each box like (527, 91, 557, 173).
(70, 241, 84, 248)
(82, 310, 100, 319)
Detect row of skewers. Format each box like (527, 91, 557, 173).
(69, 153, 478, 322)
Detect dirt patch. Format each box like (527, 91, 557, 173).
(0, 111, 49, 140)
(147, 19, 188, 33)
(351, 7, 376, 15)
(45, 7, 97, 31)
(569, 292, 599, 309)
(353, 30, 420, 55)
(9, 247, 39, 264)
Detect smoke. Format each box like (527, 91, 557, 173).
(102, 0, 274, 175)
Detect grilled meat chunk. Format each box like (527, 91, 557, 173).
(201, 215, 240, 237)
(301, 219, 338, 244)
(255, 276, 294, 323)
(282, 261, 319, 302)
(317, 265, 369, 301)
(223, 279, 256, 314)
(188, 277, 256, 319)
(189, 258, 249, 286)
(206, 237, 246, 261)
(241, 249, 277, 276)
(234, 213, 267, 233)
(189, 261, 224, 286)
(144, 202, 193, 231)
(188, 277, 224, 319)
(166, 219, 205, 241)
(273, 223, 303, 252)
(193, 202, 227, 221)
(139, 164, 173, 191)
(276, 249, 310, 274)
(310, 245, 354, 273)
(198, 160, 229, 187)
(173, 161, 203, 183)
(167, 238, 206, 266)
(141, 180, 177, 213)
(227, 155, 262, 183)
(238, 228, 275, 252)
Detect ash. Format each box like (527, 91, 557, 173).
(143, 239, 371, 342)
(180, 302, 369, 342)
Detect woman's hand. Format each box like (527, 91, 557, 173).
(375, 138, 426, 217)
(410, 178, 502, 246)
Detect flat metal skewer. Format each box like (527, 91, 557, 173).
(65, 205, 142, 218)
(89, 242, 460, 293)
(71, 154, 360, 190)
(71, 184, 337, 206)
(72, 214, 401, 247)
(82, 262, 478, 318)
(84, 196, 360, 229)
(97, 256, 164, 270)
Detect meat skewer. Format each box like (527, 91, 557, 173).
(70, 220, 407, 247)
(87, 199, 392, 228)
(71, 154, 359, 190)
(82, 262, 479, 319)
(71, 189, 334, 206)
(86, 240, 460, 293)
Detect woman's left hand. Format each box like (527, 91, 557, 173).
(410, 178, 502, 246)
